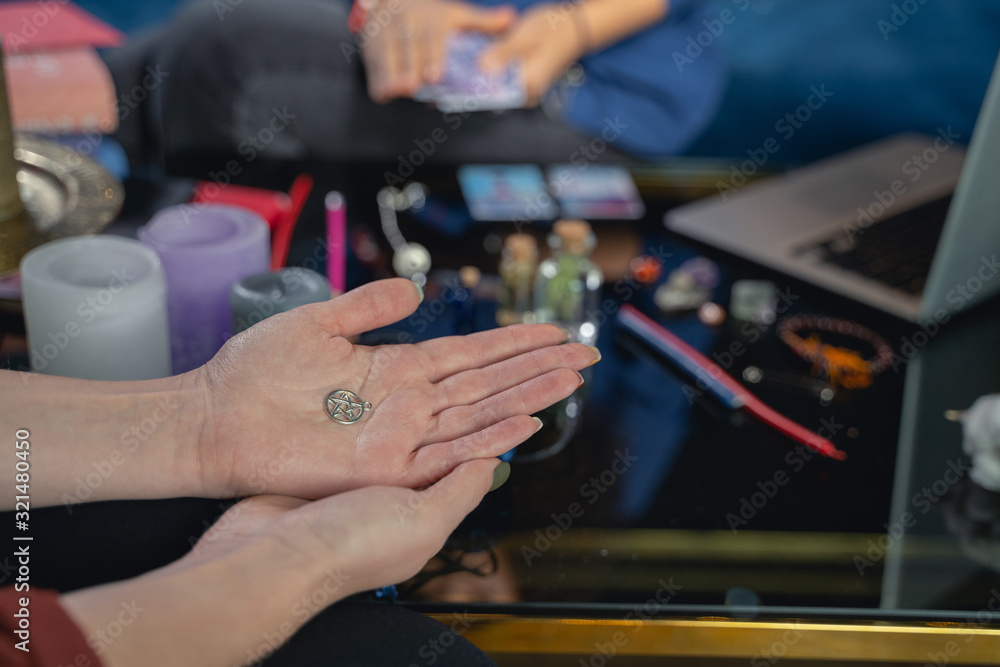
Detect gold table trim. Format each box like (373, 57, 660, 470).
(428, 615, 1000, 663)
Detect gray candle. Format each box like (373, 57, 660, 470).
(20, 235, 171, 380)
(229, 268, 332, 334)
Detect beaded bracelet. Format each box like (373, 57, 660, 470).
(777, 314, 894, 389)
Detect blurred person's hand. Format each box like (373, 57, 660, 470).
(479, 3, 587, 106)
(362, 0, 516, 102)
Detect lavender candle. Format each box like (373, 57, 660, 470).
(139, 204, 269, 373)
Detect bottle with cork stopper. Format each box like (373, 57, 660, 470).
(533, 219, 603, 345)
(496, 233, 538, 327)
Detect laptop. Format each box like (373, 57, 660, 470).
(665, 57, 1000, 321)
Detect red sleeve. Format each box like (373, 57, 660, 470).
(0, 587, 102, 667)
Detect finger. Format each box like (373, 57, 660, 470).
(417, 323, 568, 381)
(425, 24, 447, 82)
(362, 37, 389, 101)
(412, 415, 539, 485)
(433, 342, 597, 412)
(396, 22, 424, 96)
(450, 3, 516, 34)
(300, 278, 421, 338)
(417, 458, 500, 527)
(369, 24, 406, 101)
(479, 37, 522, 74)
(478, 20, 533, 73)
(424, 367, 582, 444)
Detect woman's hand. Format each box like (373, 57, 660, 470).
(62, 459, 501, 667)
(362, 0, 516, 102)
(479, 3, 588, 106)
(193, 278, 598, 499)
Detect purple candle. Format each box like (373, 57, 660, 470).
(139, 204, 269, 373)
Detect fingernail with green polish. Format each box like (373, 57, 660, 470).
(412, 280, 424, 302)
(490, 461, 511, 492)
(587, 346, 602, 367)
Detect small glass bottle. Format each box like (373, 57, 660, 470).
(533, 220, 603, 345)
(497, 233, 538, 327)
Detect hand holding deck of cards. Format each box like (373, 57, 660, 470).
(360, 0, 585, 108)
(415, 32, 527, 112)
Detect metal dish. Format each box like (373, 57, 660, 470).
(0, 133, 124, 277)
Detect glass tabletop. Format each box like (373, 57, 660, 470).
(366, 195, 1000, 628)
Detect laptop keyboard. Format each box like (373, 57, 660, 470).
(810, 194, 952, 295)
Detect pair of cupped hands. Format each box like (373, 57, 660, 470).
(182, 278, 598, 596)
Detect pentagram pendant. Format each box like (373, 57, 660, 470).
(325, 390, 372, 424)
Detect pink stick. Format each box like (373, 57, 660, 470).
(325, 191, 346, 294)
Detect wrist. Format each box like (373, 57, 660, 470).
(89, 371, 211, 502)
(570, 4, 592, 57)
(62, 531, 340, 667)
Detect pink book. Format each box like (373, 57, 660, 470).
(0, 2, 122, 133)
(0, 2, 123, 53)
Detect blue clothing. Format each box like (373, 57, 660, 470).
(688, 0, 1000, 164)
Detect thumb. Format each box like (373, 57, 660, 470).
(450, 3, 516, 34)
(301, 278, 422, 338)
(478, 25, 532, 73)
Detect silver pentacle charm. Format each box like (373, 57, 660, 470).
(325, 390, 372, 424)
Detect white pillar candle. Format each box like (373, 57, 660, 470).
(20, 235, 171, 380)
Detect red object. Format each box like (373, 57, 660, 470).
(0, 587, 103, 666)
(271, 174, 314, 270)
(192, 181, 291, 228)
(348, 0, 372, 34)
(620, 305, 846, 461)
(629, 255, 663, 285)
(191, 175, 314, 269)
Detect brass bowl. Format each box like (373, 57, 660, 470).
(0, 134, 124, 277)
